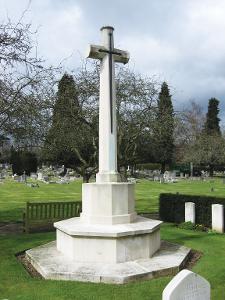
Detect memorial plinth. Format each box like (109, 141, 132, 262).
(55, 216, 161, 263)
(80, 182, 137, 225)
(55, 181, 161, 264)
(26, 26, 191, 284)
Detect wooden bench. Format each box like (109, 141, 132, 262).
(23, 201, 82, 233)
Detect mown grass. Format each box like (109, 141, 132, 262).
(0, 224, 225, 299)
(0, 178, 225, 222)
(0, 179, 225, 299)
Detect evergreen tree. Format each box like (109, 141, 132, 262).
(204, 98, 221, 135)
(43, 73, 98, 182)
(202, 98, 221, 176)
(153, 82, 174, 173)
(10, 147, 37, 175)
(43, 73, 80, 167)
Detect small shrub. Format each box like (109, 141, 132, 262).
(178, 221, 195, 230)
(178, 222, 209, 232)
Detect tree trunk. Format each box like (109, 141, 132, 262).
(83, 173, 91, 183)
(131, 165, 135, 176)
(161, 162, 166, 174)
(209, 164, 214, 177)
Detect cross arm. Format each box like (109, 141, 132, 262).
(86, 44, 130, 64)
(86, 45, 106, 60)
(113, 48, 130, 64)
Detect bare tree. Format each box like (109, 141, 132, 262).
(42, 61, 159, 181)
(174, 101, 205, 162)
(116, 67, 159, 173)
(0, 14, 59, 150)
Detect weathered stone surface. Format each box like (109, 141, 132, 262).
(185, 202, 195, 224)
(55, 216, 161, 263)
(26, 240, 191, 284)
(54, 216, 161, 237)
(87, 26, 129, 182)
(80, 182, 136, 225)
(162, 269, 210, 300)
(212, 204, 224, 233)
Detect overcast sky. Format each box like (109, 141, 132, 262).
(1, 0, 225, 119)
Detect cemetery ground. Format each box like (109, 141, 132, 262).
(1, 178, 225, 222)
(0, 179, 225, 299)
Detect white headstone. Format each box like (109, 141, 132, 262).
(190, 162, 193, 177)
(30, 173, 37, 180)
(185, 202, 195, 224)
(37, 172, 43, 180)
(162, 269, 210, 300)
(212, 204, 224, 233)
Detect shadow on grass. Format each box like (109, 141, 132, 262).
(0, 207, 24, 222)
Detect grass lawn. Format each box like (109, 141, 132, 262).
(0, 179, 225, 299)
(0, 224, 225, 300)
(1, 178, 225, 222)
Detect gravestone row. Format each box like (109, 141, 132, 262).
(185, 202, 224, 233)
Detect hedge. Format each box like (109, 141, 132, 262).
(11, 150, 37, 175)
(159, 193, 225, 227)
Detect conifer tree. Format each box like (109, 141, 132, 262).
(154, 82, 174, 173)
(185, 98, 224, 177)
(44, 73, 80, 167)
(204, 98, 221, 135)
(43, 73, 98, 181)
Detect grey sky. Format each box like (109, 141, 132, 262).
(1, 0, 225, 118)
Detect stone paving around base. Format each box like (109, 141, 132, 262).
(26, 240, 191, 284)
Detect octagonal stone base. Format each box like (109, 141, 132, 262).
(55, 216, 161, 263)
(26, 240, 191, 284)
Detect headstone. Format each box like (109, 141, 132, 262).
(22, 172, 27, 182)
(21, 175, 25, 182)
(127, 177, 136, 184)
(37, 172, 43, 180)
(162, 269, 210, 300)
(13, 174, 19, 181)
(212, 204, 224, 233)
(56, 178, 69, 184)
(43, 175, 49, 182)
(185, 202, 195, 224)
(30, 173, 37, 180)
(190, 162, 193, 177)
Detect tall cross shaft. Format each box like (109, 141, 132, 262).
(98, 32, 123, 133)
(87, 26, 129, 182)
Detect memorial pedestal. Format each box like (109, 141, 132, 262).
(80, 182, 136, 225)
(26, 181, 191, 284)
(55, 182, 161, 263)
(56, 216, 161, 263)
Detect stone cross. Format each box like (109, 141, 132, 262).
(87, 26, 129, 183)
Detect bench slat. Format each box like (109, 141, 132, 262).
(23, 201, 82, 233)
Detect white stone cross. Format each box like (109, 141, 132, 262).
(87, 26, 129, 183)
